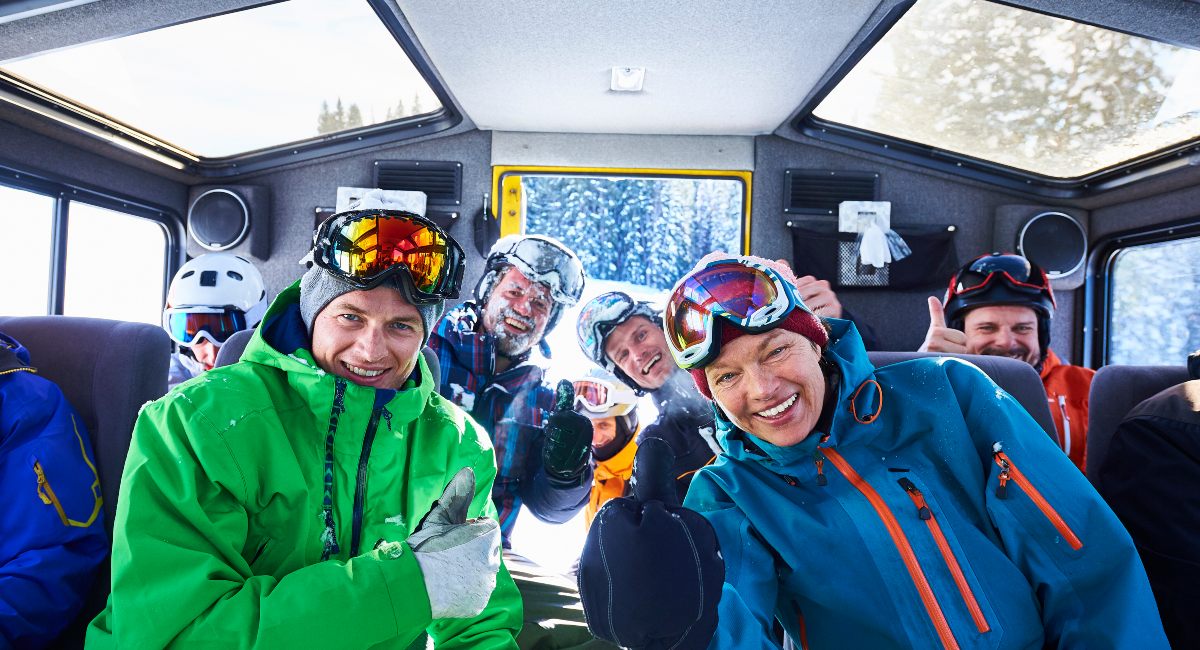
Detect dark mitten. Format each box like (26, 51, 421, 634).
(578, 438, 724, 649)
(543, 379, 594, 481)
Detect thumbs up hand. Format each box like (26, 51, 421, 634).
(542, 379, 594, 483)
(403, 468, 501, 619)
(919, 296, 970, 354)
(578, 438, 724, 649)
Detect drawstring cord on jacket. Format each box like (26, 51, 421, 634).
(320, 378, 348, 561)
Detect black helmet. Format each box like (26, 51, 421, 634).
(944, 252, 1056, 358)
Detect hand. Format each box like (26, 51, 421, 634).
(403, 468, 501, 619)
(793, 273, 843, 318)
(578, 438, 723, 649)
(542, 380, 593, 482)
(919, 296, 970, 353)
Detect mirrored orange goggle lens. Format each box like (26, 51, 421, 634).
(329, 216, 449, 292)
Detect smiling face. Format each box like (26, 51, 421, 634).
(590, 416, 618, 447)
(604, 315, 673, 391)
(310, 286, 424, 390)
(962, 305, 1041, 367)
(704, 328, 825, 447)
(481, 266, 553, 357)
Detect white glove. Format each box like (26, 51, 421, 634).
(405, 467, 501, 619)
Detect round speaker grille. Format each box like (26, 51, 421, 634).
(1018, 211, 1086, 278)
(188, 188, 249, 251)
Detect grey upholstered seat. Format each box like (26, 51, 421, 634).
(0, 314, 171, 646)
(1086, 364, 1190, 489)
(868, 351, 1058, 444)
(214, 327, 441, 387)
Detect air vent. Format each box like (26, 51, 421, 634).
(374, 160, 462, 206)
(784, 169, 879, 215)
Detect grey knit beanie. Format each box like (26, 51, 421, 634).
(300, 265, 443, 346)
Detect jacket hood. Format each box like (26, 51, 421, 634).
(716, 318, 879, 467)
(242, 280, 435, 419)
(0, 331, 31, 373)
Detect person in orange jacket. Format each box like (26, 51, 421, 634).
(572, 369, 641, 526)
(920, 252, 1094, 471)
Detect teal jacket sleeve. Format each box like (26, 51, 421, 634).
(685, 476, 783, 650)
(945, 360, 1169, 649)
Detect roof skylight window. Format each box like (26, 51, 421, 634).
(0, 0, 441, 159)
(811, 0, 1200, 179)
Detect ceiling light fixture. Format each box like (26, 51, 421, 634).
(610, 67, 645, 92)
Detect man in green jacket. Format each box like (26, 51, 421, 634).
(87, 209, 522, 648)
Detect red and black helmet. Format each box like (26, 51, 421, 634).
(944, 252, 1055, 357)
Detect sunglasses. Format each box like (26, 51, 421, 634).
(573, 377, 637, 416)
(163, 307, 248, 347)
(665, 259, 809, 370)
(311, 209, 465, 302)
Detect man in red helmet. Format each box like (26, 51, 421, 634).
(920, 252, 1094, 471)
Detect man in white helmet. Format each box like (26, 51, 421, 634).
(161, 253, 267, 389)
(428, 234, 605, 649)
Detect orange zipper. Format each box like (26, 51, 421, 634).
(898, 478, 989, 634)
(993, 450, 1082, 551)
(794, 603, 810, 650)
(821, 447, 959, 650)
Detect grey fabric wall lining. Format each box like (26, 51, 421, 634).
(0, 118, 188, 216)
(241, 129, 491, 305)
(751, 134, 1084, 357)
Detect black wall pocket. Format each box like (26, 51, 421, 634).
(787, 219, 958, 290)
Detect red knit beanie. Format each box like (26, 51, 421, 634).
(688, 307, 828, 400)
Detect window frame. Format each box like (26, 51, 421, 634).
(791, 0, 1200, 199)
(0, 0, 462, 178)
(491, 165, 753, 256)
(1085, 216, 1200, 367)
(0, 161, 182, 315)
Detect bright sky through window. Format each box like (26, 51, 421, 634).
(813, 0, 1200, 178)
(1, 0, 441, 157)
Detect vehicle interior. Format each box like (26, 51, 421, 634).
(2, 0, 1198, 645)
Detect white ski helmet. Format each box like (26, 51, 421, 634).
(163, 253, 267, 346)
(475, 234, 586, 338)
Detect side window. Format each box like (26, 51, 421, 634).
(64, 202, 167, 324)
(1108, 235, 1200, 365)
(0, 185, 55, 315)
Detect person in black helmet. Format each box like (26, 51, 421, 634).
(920, 252, 1094, 471)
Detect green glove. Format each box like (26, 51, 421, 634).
(542, 379, 593, 481)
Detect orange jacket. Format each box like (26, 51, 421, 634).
(585, 437, 638, 528)
(1040, 348, 1095, 472)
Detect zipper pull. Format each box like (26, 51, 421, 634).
(781, 474, 799, 487)
(897, 477, 932, 520)
(993, 449, 1010, 499)
(813, 450, 827, 486)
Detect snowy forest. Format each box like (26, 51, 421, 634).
(1109, 237, 1200, 366)
(523, 176, 744, 291)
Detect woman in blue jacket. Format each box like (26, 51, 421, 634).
(657, 254, 1165, 649)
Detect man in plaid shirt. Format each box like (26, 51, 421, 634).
(429, 234, 593, 547)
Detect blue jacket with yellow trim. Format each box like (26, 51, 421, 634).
(684, 319, 1166, 649)
(0, 331, 107, 649)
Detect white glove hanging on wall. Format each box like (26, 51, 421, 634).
(859, 221, 891, 268)
(382, 467, 501, 619)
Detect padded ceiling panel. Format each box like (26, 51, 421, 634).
(397, 0, 879, 136)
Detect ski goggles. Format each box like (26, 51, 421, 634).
(664, 258, 809, 370)
(573, 377, 637, 417)
(948, 253, 1056, 308)
(311, 209, 465, 302)
(163, 307, 248, 347)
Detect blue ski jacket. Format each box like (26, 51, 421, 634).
(0, 331, 107, 648)
(685, 319, 1166, 649)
